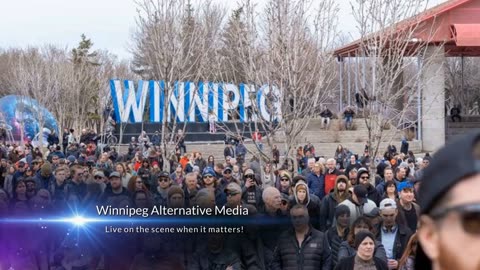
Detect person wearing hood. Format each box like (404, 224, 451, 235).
(320, 175, 351, 231)
(241, 169, 263, 210)
(357, 168, 382, 205)
(276, 171, 293, 196)
(292, 180, 322, 230)
(339, 185, 377, 226)
(326, 205, 351, 268)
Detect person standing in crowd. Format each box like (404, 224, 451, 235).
(377, 198, 413, 270)
(320, 175, 350, 231)
(175, 129, 186, 155)
(325, 158, 341, 194)
(62, 128, 70, 153)
(304, 142, 315, 157)
(413, 154, 430, 180)
(326, 205, 351, 268)
(343, 106, 355, 130)
(153, 171, 171, 206)
(382, 181, 398, 201)
(252, 129, 263, 151)
(261, 163, 275, 188)
(348, 168, 358, 186)
(398, 233, 417, 270)
(292, 179, 321, 229)
(99, 172, 131, 204)
(224, 142, 235, 162)
(345, 155, 362, 177)
(336, 231, 388, 270)
(277, 171, 293, 196)
(272, 205, 331, 270)
(416, 132, 480, 270)
(201, 167, 226, 206)
(377, 167, 395, 197)
(396, 182, 420, 232)
(301, 157, 315, 177)
(307, 163, 326, 200)
(67, 128, 75, 146)
(151, 131, 160, 146)
(272, 145, 280, 166)
(65, 165, 87, 204)
(235, 141, 247, 168)
(242, 169, 263, 210)
(338, 216, 387, 264)
(208, 111, 216, 134)
(358, 168, 382, 206)
(194, 152, 207, 173)
(340, 185, 377, 226)
(182, 172, 199, 207)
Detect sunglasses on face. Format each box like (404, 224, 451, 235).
(430, 203, 480, 234)
(224, 171, 232, 174)
(281, 201, 288, 206)
(158, 178, 169, 182)
(360, 176, 369, 180)
(203, 175, 213, 179)
(245, 174, 254, 179)
(281, 178, 289, 182)
(94, 176, 103, 180)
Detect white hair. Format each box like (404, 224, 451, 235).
(262, 186, 280, 203)
(327, 158, 336, 164)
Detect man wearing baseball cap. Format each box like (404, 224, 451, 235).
(378, 198, 413, 270)
(416, 131, 480, 270)
(339, 184, 377, 226)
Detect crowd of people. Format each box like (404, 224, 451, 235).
(0, 126, 477, 270)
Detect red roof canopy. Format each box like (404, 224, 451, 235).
(334, 0, 480, 57)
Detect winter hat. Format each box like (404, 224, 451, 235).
(292, 175, 306, 185)
(40, 162, 52, 177)
(335, 204, 351, 218)
(168, 186, 185, 199)
(354, 231, 376, 249)
(295, 182, 308, 193)
(67, 155, 76, 163)
(336, 175, 349, 185)
(202, 167, 216, 177)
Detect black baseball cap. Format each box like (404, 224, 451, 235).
(353, 185, 368, 204)
(415, 131, 480, 270)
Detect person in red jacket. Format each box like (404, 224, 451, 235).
(325, 158, 341, 194)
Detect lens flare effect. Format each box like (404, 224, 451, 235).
(70, 216, 87, 226)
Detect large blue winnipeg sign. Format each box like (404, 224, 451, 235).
(110, 80, 282, 123)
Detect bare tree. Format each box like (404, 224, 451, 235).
(347, 0, 445, 181)
(212, 0, 339, 171)
(130, 0, 225, 169)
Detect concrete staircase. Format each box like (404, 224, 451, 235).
(446, 116, 480, 142)
(181, 118, 420, 162)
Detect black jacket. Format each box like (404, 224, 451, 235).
(365, 184, 382, 206)
(326, 226, 349, 267)
(375, 223, 413, 260)
(272, 227, 331, 270)
(319, 191, 350, 231)
(335, 255, 388, 270)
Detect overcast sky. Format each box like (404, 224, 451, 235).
(0, 0, 446, 60)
